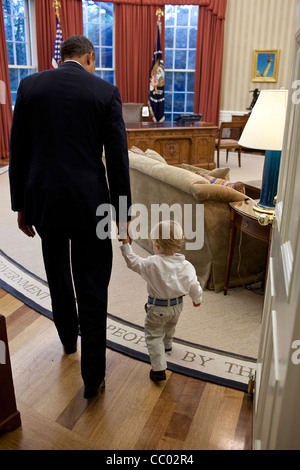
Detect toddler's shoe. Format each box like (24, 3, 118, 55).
(150, 369, 166, 382)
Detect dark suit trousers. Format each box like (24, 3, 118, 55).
(37, 226, 112, 387)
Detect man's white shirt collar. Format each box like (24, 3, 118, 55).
(64, 60, 84, 68)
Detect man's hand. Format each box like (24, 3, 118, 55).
(117, 221, 132, 244)
(17, 211, 36, 237)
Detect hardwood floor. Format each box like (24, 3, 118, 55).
(0, 158, 9, 167)
(0, 287, 253, 450)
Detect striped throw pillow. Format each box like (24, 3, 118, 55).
(199, 173, 245, 194)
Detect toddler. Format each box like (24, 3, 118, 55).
(120, 220, 202, 382)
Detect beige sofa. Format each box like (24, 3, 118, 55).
(128, 148, 268, 292)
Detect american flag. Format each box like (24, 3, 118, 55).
(52, 15, 63, 69)
(148, 22, 165, 122)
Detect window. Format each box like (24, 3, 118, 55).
(164, 5, 198, 121)
(82, 1, 114, 84)
(3, 0, 36, 106)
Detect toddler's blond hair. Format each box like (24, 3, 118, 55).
(150, 220, 184, 255)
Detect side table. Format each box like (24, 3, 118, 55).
(224, 199, 272, 295)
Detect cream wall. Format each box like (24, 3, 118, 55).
(220, 0, 298, 118)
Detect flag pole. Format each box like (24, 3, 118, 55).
(156, 7, 163, 33)
(51, 1, 63, 69)
(148, 8, 165, 122)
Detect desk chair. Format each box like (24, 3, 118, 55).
(215, 121, 246, 168)
(122, 103, 144, 123)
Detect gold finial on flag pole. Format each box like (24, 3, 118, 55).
(156, 8, 164, 33)
(52, 0, 61, 20)
(156, 8, 164, 22)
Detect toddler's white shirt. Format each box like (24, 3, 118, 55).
(120, 243, 203, 304)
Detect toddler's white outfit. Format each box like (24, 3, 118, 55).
(120, 243, 203, 372)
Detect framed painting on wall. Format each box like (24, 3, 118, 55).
(252, 49, 280, 82)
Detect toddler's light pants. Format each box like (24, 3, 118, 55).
(144, 302, 183, 371)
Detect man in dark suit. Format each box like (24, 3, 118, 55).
(9, 36, 132, 399)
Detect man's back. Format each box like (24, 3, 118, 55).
(9, 61, 130, 228)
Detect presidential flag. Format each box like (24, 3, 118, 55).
(52, 15, 63, 69)
(148, 23, 165, 122)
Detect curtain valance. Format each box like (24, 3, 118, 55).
(94, 0, 226, 19)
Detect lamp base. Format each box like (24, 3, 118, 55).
(253, 204, 275, 215)
(256, 150, 281, 213)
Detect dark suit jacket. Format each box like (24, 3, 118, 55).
(9, 61, 131, 228)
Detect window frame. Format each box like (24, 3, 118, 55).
(82, 0, 115, 84)
(164, 5, 198, 121)
(4, 0, 37, 106)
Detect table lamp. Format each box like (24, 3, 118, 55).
(238, 89, 288, 214)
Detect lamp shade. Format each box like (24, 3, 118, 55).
(238, 89, 288, 150)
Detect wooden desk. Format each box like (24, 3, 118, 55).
(126, 121, 217, 169)
(224, 199, 272, 295)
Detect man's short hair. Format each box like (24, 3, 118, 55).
(61, 35, 95, 61)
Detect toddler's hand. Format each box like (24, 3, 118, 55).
(193, 302, 201, 307)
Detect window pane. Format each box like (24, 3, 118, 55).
(165, 27, 174, 48)
(11, 91, 17, 107)
(175, 28, 187, 49)
(9, 68, 19, 92)
(101, 3, 113, 23)
(174, 93, 184, 112)
(12, 0, 25, 16)
(165, 49, 173, 69)
(14, 17, 26, 42)
(164, 92, 172, 112)
(88, 24, 99, 45)
(175, 50, 186, 69)
(176, 6, 189, 26)
(188, 50, 196, 69)
(101, 47, 113, 68)
(3, 0, 11, 15)
(101, 24, 113, 47)
(4, 16, 13, 41)
(6, 42, 15, 65)
(20, 67, 32, 80)
(88, 1, 100, 23)
(165, 5, 175, 26)
(94, 46, 100, 68)
(101, 70, 114, 84)
(189, 28, 197, 49)
(186, 93, 194, 112)
(16, 42, 27, 65)
(187, 72, 195, 92)
(174, 72, 185, 92)
(190, 6, 198, 26)
(165, 71, 173, 92)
